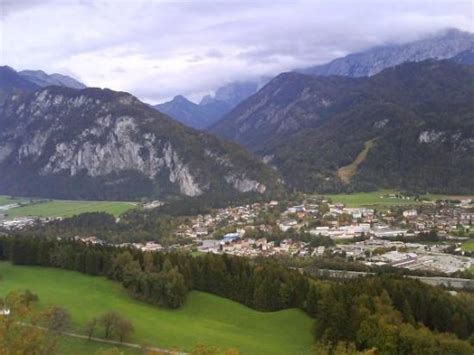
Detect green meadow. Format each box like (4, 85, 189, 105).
(0, 195, 27, 206)
(461, 239, 474, 252)
(0, 195, 135, 218)
(321, 190, 473, 208)
(57, 336, 139, 354)
(0, 262, 314, 354)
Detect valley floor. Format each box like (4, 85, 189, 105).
(319, 190, 474, 208)
(0, 195, 135, 218)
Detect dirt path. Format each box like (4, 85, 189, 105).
(20, 322, 187, 354)
(61, 331, 187, 354)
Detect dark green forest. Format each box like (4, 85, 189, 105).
(0, 236, 473, 353)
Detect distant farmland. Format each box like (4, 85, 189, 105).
(0, 196, 136, 218)
(321, 190, 474, 208)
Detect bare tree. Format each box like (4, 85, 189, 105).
(116, 317, 134, 343)
(84, 317, 98, 340)
(20, 289, 39, 307)
(99, 311, 120, 339)
(43, 306, 71, 333)
(99, 311, 134, 342)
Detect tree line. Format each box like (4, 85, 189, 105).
(0, 236, 473, 353)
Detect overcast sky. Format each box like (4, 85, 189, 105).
(1, 0, 473, 104)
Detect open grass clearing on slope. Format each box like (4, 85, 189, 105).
(0, 196, 136, 218)
(0, 262, 313, 354)
(338, 139, 375, 184)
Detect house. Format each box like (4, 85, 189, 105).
(199, 239, 220, 252)
(310, 226, 330, 236)
(0, 308, 10, 316)
(140, 242, 163, 252)
(460, 213, 473, 224)
(220, 233, 240, 245)
(279, 220, 297, 232)
(403, 210, 418, 218)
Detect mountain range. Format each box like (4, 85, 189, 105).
(450, 49, 474, 66)
(211, 60, 474, 194)
(0, 28, 473, 201)
(0, 66, 86, 104)
(0, 66, 39, 104)
(155, 81, 260, 129)
(156, 28, 473, 131)
(0, 86, 279, 200)
(18, 70, 86, 90)
(299, 28, 474, 77)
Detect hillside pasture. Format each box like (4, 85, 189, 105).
(0, 262, 313, 354)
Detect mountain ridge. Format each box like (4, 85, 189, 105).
(0, 86, 280, 200)
(211, 60, 474, 194)
(298, 28, 474, 77)
(155, 81, 261, 129)
(19, 69, 86, 89)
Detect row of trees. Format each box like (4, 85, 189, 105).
(0, 237, 310, 312)
(85, 312, 134, 342)
(1, 236, 473, 353)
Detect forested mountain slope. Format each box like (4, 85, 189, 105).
(211, 60, 474, 193)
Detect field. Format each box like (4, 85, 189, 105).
(461, 239, 474, 252)
(0, 262, 314, 354)
(321, 190, 474, 208)
(0, 195, 26, 206)
(0, 195, 135, 218)
(58, 336, 139, 354)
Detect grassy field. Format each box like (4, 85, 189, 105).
(0, 196, 135, 218)
(321, 190, 473, 208)
(0, 195, 27, 206)
(461, 239, 474, 252)
(58, 336, 139, 354)
(0, 262, 313, 354)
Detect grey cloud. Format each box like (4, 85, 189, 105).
(0, 0, 50, 18)
(1, 0, 473, 103)
(206, 49, 224, 58)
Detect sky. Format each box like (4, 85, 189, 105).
(1, 0, 473, 104)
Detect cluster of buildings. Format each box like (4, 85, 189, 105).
(176, 196, 473, 275)
(1, 193, 473, 275)
(335, 238, 472, 274)
(0, 216, 43, 230)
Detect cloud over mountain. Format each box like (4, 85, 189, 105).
(2, 0, 472, 103)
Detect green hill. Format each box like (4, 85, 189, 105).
(0, 262, 313, 354)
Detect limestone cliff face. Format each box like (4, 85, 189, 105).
(0, 87, 279, 200)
